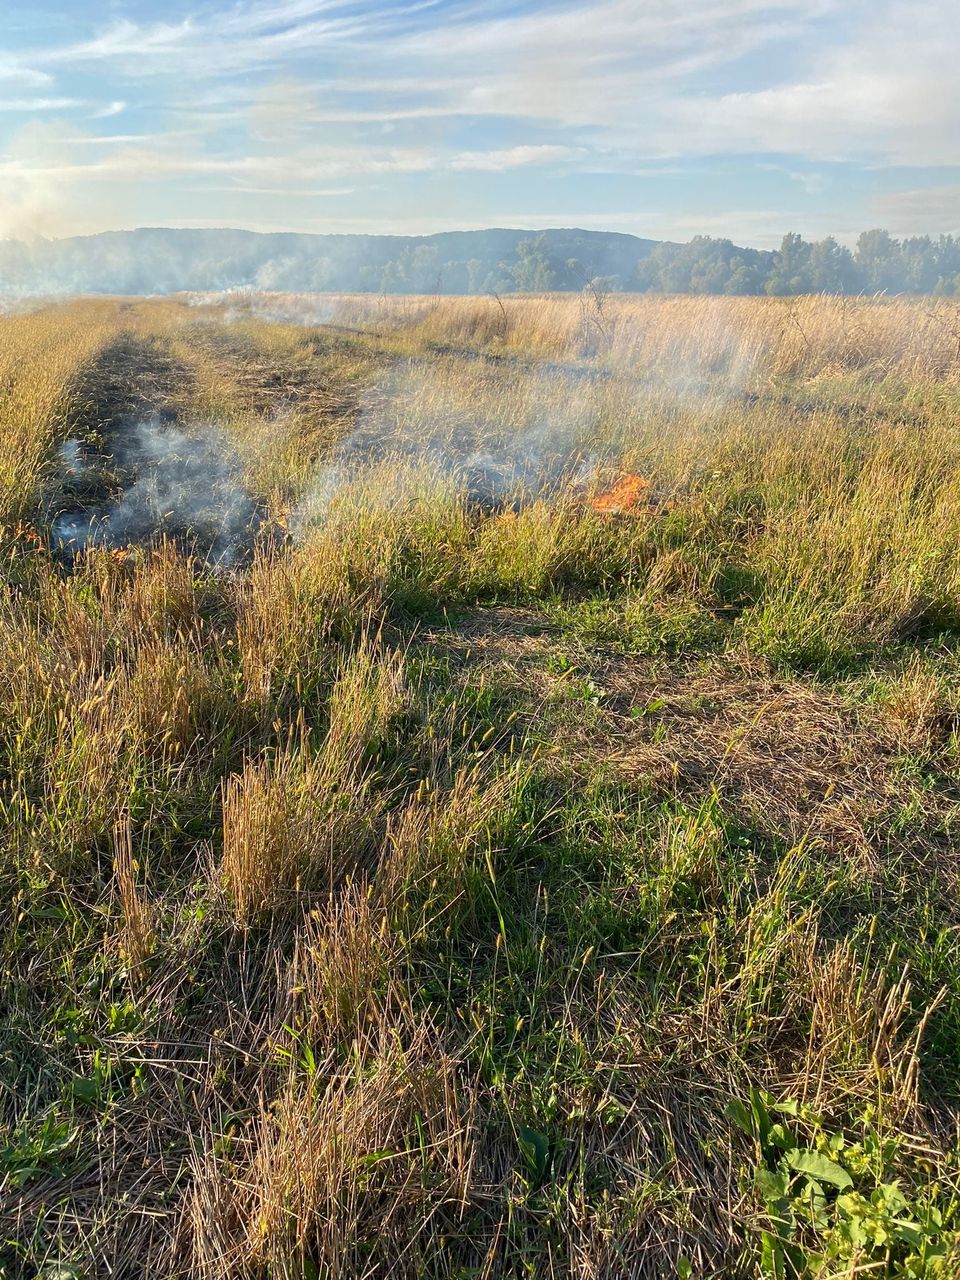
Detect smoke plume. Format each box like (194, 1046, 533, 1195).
(53, 418, 265, 567)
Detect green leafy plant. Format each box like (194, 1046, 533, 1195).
(0, 1113, 77, 1187)
(517, 1123, 554, 1190)
(728, 1090, 958, 1277)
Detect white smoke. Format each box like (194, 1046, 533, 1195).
(291, 357, 605, 535)
(53, 418, 265, 567)
(186, 290, 353, 329)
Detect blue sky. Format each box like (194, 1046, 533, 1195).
(0, 0, 957, 247)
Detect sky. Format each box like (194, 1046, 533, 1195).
(0, 0, 957, 248)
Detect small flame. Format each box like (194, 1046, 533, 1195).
(14, 520, 45, 549)
(591, 473, 652, 515)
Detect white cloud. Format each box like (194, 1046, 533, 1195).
(0, 136, 577, 187)
(17, 0, 945, 170)
(0, 97, 83, 112)
(659, 72, 960, 166)
(4, 0, 960, 243)
(198, 184, 356, 196)
(33, 2, 434, 77)
(40, 19, 197, 65)
(758, 164, 827, 195)
(874, 186, 960, 236)
(448, 145, 580, 171)
(641, 1, 960, 165)
(218, 0, 365, 35)
(93, 101, 127, 119)
(0, 58, 52, 88)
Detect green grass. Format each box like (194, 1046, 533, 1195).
(2, 296, 960, 1278)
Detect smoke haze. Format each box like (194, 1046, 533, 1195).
(53, 418, 264, 567)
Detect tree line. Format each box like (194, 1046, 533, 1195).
(628, 230, 960, 296)
(375, 230, 960, 296)
(3, 226, 958, 297)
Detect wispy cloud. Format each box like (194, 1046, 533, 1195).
(33, 2, 438, 77)
(448, 145, 581, 172)
(38, 20, 197, 66)
(198, 184, 356, 196)
(874, 184, 960, 235)
(0, 58, 52, 88)
(0, 97, 83, 113)
(0, 140, 580, 184)
(92, 100, 127, 119)
(1, 0, 958, 243)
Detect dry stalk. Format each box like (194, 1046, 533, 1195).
(113, 815, 155, 984)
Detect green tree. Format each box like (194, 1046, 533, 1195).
(855, 229, 903, 293)
(636, 237, 773, 295)
(513, 236, 556, 291)
(723, 256, 764, 295)
(766, 232, 813, 295)
(808, 237, 860, 293)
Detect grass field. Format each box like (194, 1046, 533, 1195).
(2, 291, 960, 1279)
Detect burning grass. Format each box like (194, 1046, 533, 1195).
(2, 295, 960, 1278)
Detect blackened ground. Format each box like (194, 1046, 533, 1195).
(47, 337, 274, 567)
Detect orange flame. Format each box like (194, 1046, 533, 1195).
(13, 521, 45, 549)
(590, 473, 652, 515)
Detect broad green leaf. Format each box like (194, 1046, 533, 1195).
(518, 1124, 551, 1186)
(756, 1167, 790, 1201)
(892, 1219, 924, 1249)
(784, 1147, 853, 1191)
(69, 1077, 100, 1106)
(874, 1181, 908, 1214)
(772, 1098, 800, 1117)
(767, 1122, 798, 1152)
(759, 1230, 786, 1280)
(726, 1098, 755, 1139)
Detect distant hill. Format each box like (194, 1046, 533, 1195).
(0, 226, 659, 297)
(7, 225, 955, 298)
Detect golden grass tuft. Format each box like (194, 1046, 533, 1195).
(127, 638, 220, 763)
(220, 744, 354, 926)
(113, 816, 155, 983)
(203, 1022, 473, 1279)
(290, 883, 395, 1044)
(222, 640, 405, 924)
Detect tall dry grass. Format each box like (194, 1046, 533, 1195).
(192, 289, 960, 384)
(222, 639, 406, 924)
(0, 300, 123, 523)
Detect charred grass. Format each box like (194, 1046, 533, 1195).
(1, 296, 960, 1278)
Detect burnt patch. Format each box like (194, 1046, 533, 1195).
(50, 417, 274, 568)
(46, 332, 281, 568)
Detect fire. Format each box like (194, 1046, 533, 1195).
(590, 473, 652, 515)
(13, 521, 45, 549)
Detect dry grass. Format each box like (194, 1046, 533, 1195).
(2, 293, 960, 1279)
(112, 816, 155, 982)
(0, 300, 125, 523)
(193, 289, 960, 382)
(222, 639, 404, 924)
